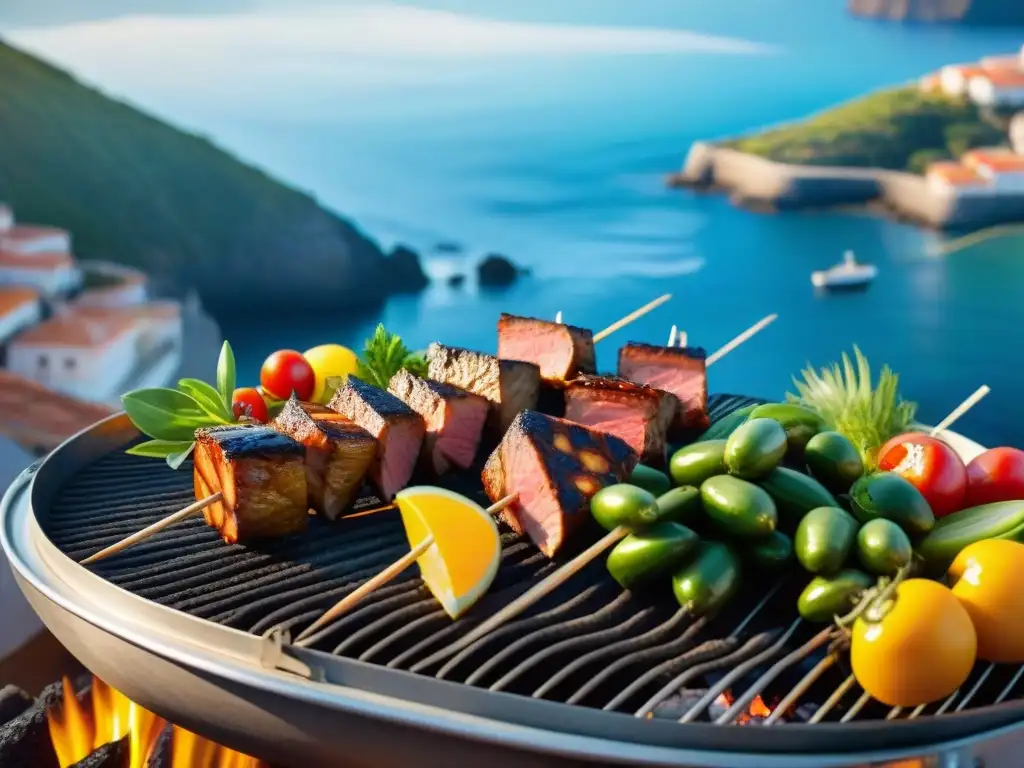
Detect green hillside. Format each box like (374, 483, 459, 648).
(0, 41, 403, 314)
(723, 86, 1007, 174)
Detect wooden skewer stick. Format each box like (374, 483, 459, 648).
(80, 492, 223, 565)
(445, 313, 779, 644)
(294, 495, 518, 644)
(667, 325, 678, 347)
(931, 385, 991, 436)
(677, 330, 688, 348)
(592, 294, 672, 344)
(554, 311, 563, 324)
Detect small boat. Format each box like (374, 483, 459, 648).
(811, 251, 877, 290)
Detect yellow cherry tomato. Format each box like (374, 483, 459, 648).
(949, 539, 1024, 663)
(850, 579, 976, 707)
(303, 344, 359, 403)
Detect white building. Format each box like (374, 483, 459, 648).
(75, 275, 148, 309)
(962, 149, 1024, 192)
(74, 300, 182, 350)
(925, 162, 992, 197)
(0, 225, 71, 255)
(7, 309, 141, 403)
(968, 70, 1024, 108)
(0, 288, 41, 347)
(1011, 112, 1024, 154)
(0, 250, 82, 298)
(0, 205, 12, 233)
(940, 64, 988, 98)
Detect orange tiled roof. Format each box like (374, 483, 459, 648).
(0, 287, 39, 318)
(11, 310, 138, 349)
(0, 225, 68, 243)
(962, 149, 1024, 173)
(0, 370, 113, 451)
(974, 69, 1024, 88)
(74, 300, 181, 322)
(927, 162, 987, 186)
(0, 251, 75, 271)
(943, 64, 988, 79)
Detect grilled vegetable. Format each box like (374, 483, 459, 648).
(670, 441, 727, 487)
(671, 541, 741, 616)
(965, 448, 1024, 506)
(629, 464, 673, 497)
(590, 484, 660, 532)
(655, 486, 703, 526)
(850, 579, 976, 707)
(795, 506, 858, 575)
(856, 519, 912, 575)
(697, 404, 757, 442)
(758, 467, 838, 530)
(725, 418, 788, 480)
(804, 431, 864, 494)
(797, 569, 873, 623)
(743, 530, 794, 571)
(606, 522, 700, 589)
(748, 403, 823, 454)
(916, 500, 1024, 571)
(849, 472, 935, 537)
(949, 540, 1024, 663)
(260, 350, 316, 402)
(701, 475, 777, 539)
(787, 346, 917, 471)
(878, 433, 967, 518)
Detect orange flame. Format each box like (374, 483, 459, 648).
(45, 675, 267, 768)
(714, 690, 774, 724)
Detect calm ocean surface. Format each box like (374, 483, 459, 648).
(6, 0, 1024, 446)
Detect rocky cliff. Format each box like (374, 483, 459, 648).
(849, 0, 1024, 24)
(0, 41, 427, 318)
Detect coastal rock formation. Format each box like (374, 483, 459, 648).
(848, 0, 1024, 24)
(0, 42, 428, 320)
(477, 254, 523, 287)
(386, 245, 431, 293)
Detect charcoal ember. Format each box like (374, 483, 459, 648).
(707, 694, 731, 722)
(70, 738, 128, 768)
(145, 724, 173, 768)
(0, 686, 34, 725)
(793, 703, 819, 723)
(0, 680, 63, 768)
(649, 690, 711, 721)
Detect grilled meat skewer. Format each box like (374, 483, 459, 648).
(497, 313, 596, 386)
(618, 342, 710, 431)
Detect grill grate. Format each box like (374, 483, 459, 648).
(43, 395, 1024, 727)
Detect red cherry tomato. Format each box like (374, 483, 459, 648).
(232, 387, 269, 423)
(878, 432, 968, 517)
(965, 447, 1024, 506)
(260, 349, 315, 401)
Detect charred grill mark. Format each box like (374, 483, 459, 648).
(194, 424, 304, 461)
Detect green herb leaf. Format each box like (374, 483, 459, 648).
(787, 346, 917, 471)
(121, 388, 212, 441)
(166, 442, 196, 470)
(216, 341, 236, 413)
(178, 378, 233, 423)
(355, 324, 425, 389)
(126, 439, 195, 459)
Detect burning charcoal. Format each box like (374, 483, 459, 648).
(0, 680, 63, 768)
(70, 738, 127, 768)
(793, 703, 819, 723)
(648, 690, 711, 721)
(0, 686, 33, 726)
(707, 692, 731, 722)
(144, 724, 172, 768)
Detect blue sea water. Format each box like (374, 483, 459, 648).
(6, 0, 1024, 446)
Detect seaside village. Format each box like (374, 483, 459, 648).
(921, 45, 1024, 196)
(0, 203, 183, 459)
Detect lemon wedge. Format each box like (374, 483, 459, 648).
(394, 486, 501, 619)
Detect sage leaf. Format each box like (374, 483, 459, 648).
(126, 439, 195, 459)
(216, 340, 236, 413)
(166, 442, 196, 470)
(179, 378, 233, 423)
(122, 388, 211, 441)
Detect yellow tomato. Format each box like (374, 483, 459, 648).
(949, 539, 1024, 663)
(303, 344, 359, 403)
(850, 579, 976, 707)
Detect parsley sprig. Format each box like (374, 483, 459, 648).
(355, 324, 427, 390)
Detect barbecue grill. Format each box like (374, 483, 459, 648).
(4, 395, 1024, 768)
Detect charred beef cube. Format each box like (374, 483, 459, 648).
(564, 375, 677, 467)
(618, 343, 710, 431)
(497, 314, 596, 386)
(427, 342, 540, 432)
(482, 410, 638, 557)
(193, 424, 308, 544)
(328, 377, 425, 501)
(272, 397, 378, 519)
(388, 369, 489, 474)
